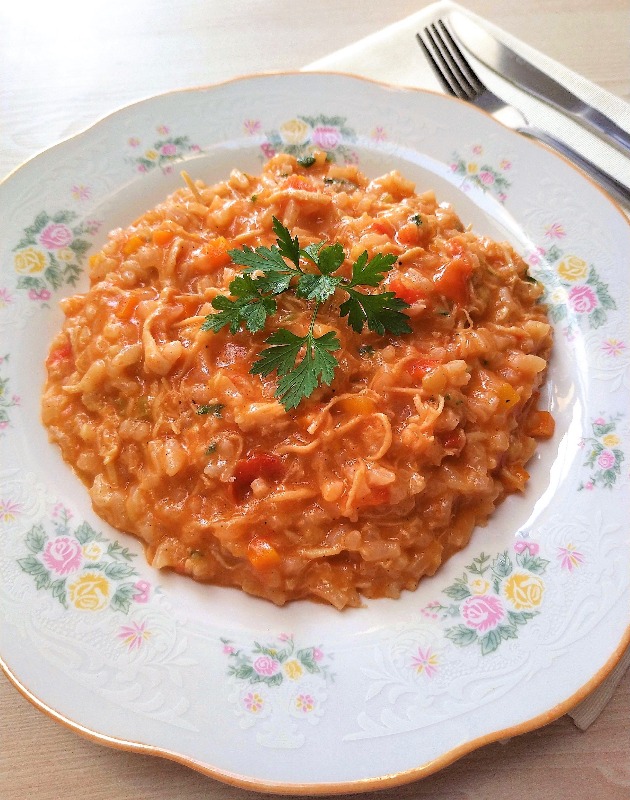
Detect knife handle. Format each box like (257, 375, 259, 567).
(520, 125, 630, 210)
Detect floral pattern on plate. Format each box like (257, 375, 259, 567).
(18, 504, 142, 612)
(578, 415, 625, 490)
(127, 126, 202, 174)
(222, 633, 334, 748)
(531, 243, 616, 332)
(422, 541, 548, 655)
(0, 355, 20, 435)
(449, 144, 511, 202)
(12, 211, 100, 304)
(258, 115, 358, 163)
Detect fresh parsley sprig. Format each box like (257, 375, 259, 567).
(201, 217, 411, 410)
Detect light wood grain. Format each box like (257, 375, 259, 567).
(1, 1, 629, 798)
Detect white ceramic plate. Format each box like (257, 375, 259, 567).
(1, 73, 629, 793)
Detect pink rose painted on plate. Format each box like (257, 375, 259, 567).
(253, 655, 280, 676)
(42, 536, 83, 575)
(479, 170, 495, 185)
(160, 143, 177, 156)
(597, 449, 616, 469)
(312, 125, 342, 150)
(460, 594, 505, 633)
(38, 223, 74, 250)
(568, 284, 598, 314)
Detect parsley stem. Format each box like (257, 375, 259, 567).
(308, 303, 320, 336)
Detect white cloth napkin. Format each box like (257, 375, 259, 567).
(304, 0, 630, 729)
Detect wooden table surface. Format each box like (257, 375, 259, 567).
(1, 1, 629, 798)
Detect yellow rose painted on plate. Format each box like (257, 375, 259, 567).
(283, 659, 304, 680)
(68, 572, 110, 610)
(278, 118, 309, 146)
(145, 149, 158, 160)
(602, 434, 620, 447)
(14, 247, 46, 274)
(557, 255, 588, 282)
(467, 162, 478, 174)
(503, 572, 544, 610)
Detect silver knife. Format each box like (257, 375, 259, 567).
(449, 11, 630, 154)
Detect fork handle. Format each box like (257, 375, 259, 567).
(518, 126, 630, 209)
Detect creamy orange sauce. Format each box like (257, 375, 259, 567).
(42, 154, 553, 608)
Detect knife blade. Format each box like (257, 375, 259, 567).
(449, 11, 630, 154)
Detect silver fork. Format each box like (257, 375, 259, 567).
(417, 20, 630, 207)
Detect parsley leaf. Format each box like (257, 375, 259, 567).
(228, 243, 287, 273)
(313, 242, 345, 275)
(296, 273, 343, 303)
(252, 327, 341, 410)
(201, 278, 277, 334)
(346, 251, 398, 288)
(340, 289, 411, 335)
(272, 216, 301, 267)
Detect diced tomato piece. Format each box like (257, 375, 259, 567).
(389, 278, 424, 305)
(191, 237, 233, 273)
(335, 396, 377, 415)
(496, 382, 521, 409)
(283, 174, 315, 191)
(432, 255, 473, 304)
(116, 294, 139, 321)
(122, 234, 146, 256)
(205, 237, 233, 269)
(356, 486, 391, 508)
(46, 341, 72, 367)
(440, 429, 464, 451)
(247, 536, 281, 570)
(501, 463, 530, 492)
(371, 219, 396, 238)
(396, 222, 420, 246)
(152, 229, 176, 246)
(234, 452, 283, 490)
(526, 410, 555, 439)
(405, 358, 439, 380)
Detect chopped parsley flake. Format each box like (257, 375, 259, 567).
(197, 403, 225, 417)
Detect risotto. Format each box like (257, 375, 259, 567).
(42, 153, 554, 609)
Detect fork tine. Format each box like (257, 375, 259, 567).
(418, 24, 471, 101)
(435, 20, 485, 95)
(415, 31, 460, 98)
(427, 22, 476, 100)
(418, 20, 488, 103)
